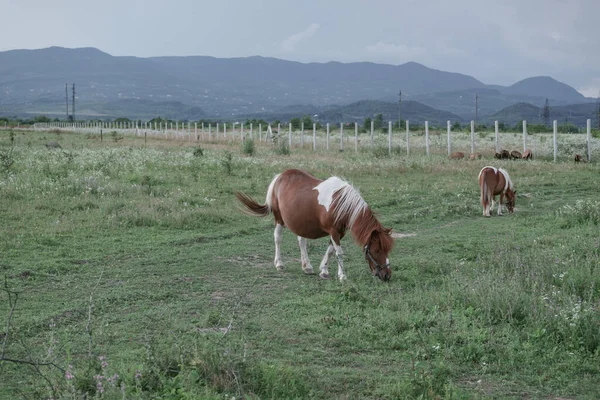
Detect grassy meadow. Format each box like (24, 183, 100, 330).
(1, 128, 600, 399)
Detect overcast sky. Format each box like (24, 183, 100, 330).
(2, 0, 599, 97)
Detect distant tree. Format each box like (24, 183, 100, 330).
(33, 115, 51, 123)
(363, 117, 372, 132)
(301, 115, 313, 128)
(452, 121, 462, 131)
(114, 117, 131, 123)
(373, 114, 383, 130)
(290, 117, 301, 130)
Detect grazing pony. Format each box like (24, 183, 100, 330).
(574, 154, 585, 163)
(522, 149, 532, 160)
(448, 151, 465, 160)
(478, 166, 516, 217)
(511, 150, 522, 159)
(236, 169, 394, 281)
(500, 149, 510, 159)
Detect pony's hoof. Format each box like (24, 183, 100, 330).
(319, 272, 330, 279)
(275, 264, 284, 272)
(338, 274, 347, 282)
(303, 267, 315, 275)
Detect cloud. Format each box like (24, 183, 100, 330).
(282, 23, 320, 52)
(577, 77, 600, 98)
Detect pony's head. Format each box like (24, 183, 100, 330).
(364, 228, 394, 281)
(505, 189, 516, 213)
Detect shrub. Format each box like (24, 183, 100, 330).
(242, 138, 255, 156)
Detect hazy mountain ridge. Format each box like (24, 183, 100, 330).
(0, 46, 595, 125)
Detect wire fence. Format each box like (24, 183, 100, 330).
(31, 119, 599, 162)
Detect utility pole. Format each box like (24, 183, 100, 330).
(72, 83, 76, 121)
(542, 98, 550, 127)
(398, 89, 402, 129)
(65, 83, 69, 120)
(596, 90, 600, 129)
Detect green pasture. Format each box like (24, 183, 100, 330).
(0, 129, 599, 399)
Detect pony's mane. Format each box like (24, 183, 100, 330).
(332, 184, 368, 228)
(498, 168, 514, 191)
(332, 185, 393, 252)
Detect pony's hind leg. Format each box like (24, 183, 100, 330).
(297, 236, 314, 274)
(318, 242, 335, 279)
(274, 223, 284, 271)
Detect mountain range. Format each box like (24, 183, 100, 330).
(0, 46, 597, 126)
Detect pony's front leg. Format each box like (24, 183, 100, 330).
(318, 242, 335, 279)
(497, 194, 504, 216)
(297, 236, 314, 274)
(330, 237, 347, 282)
(274, 223, 284, 271)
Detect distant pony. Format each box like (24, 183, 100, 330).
(522, 149, 532, 160)
(511, 150, 522, 159)
(494, 152, 502, 159)
(574, 154, 585, 163)
(448, 151, 464, 160)
(469, 153, 482, 160)
(236, 169, 394, 281)
(500, 150, 510, 159)
(478, 166, 516, 217)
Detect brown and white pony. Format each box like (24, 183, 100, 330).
(236, 169, 394, 281)
(478, 166, 516, 217)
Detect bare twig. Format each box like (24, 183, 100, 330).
(1, 276, 20, 360)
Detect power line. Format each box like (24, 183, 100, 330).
(72, 83, 76, 121)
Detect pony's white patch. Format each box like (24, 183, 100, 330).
(313, 177, 348, 212)
(265, 173, 280, 211)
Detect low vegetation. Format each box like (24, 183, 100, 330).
(1, 129, 599, 399)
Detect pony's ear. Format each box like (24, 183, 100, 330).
(383, 227, 392, 236)
(514, 190, 517, 196)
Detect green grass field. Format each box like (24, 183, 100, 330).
(1, 129, 599, 399)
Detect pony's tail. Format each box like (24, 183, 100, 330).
(235, 192, 270, 217)
(479, 169, 491, 213)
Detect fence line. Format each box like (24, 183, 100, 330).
(30, 119, 598, 161)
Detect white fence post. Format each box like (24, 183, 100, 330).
(209, 123, 212, 140)
(313, 123, 316, 151)
(250, 123, 253, 140)
(194, 123, 197, 140)
(224, 122, 227, 139)
(425, 121, 430, 156)
(447, 120, 451, 155)
(259, 123, 262, 142)
(340, 123, 344, 151)
(523, 120, 527, 152)
(470, 120, 475, 154)
(354, 122, 358, 152)
(388, 121, 392, 155)
(277, 123, 281, 146)
(326, 123, 330, 150)
(406, 120, 410, 156)
(495, 121, 499, 153)
(587, 119, 592, 162)
(553, 120, 558, 162)
(370, 120, 374, 150)
(288, 123, 292, 148)
(300, 122, 304, 148)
